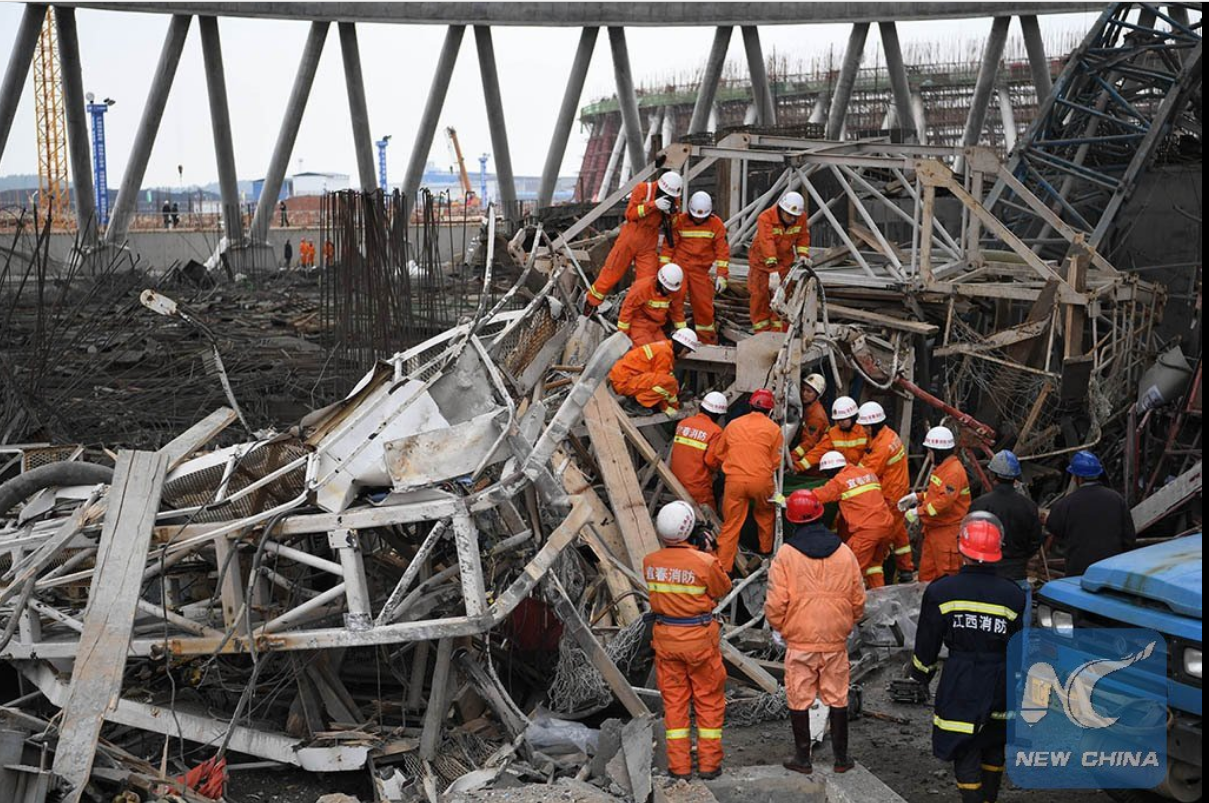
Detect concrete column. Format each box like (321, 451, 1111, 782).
(251, 21, 329, 243)
(595, 122, 626, 201)
(878, 21, 915, 140)
(474, 26, 517, 218)
(608, 27, 645, 173)
(0, 4, 45, 166)
(808, 91, 829, 125)
(825, 22, 870, 140)
(689, 26, 732, 134)
(55, 7, 97, 244)
(961, 16, 1011, 149)
(402, 25, 464, 205)
(741, 26, 776, 126)
(539, 27, 597, 208)
(198, 16, 243, 245)
(339, 23, 377, 192)
(1018, 15, 1053, 102)
(105, 15, 191, 246)
(998, 81, 1017, 151)
(911, 90, 929, 144)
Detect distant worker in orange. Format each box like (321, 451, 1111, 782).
(857, 401, 916, 582)
(790, 373, 830, 471)
(812, 451, 894, 587)
(747, 190, 810, 332)
(709, 388, 784, 573)
(608, 329, 698, 417)
(323, 238, 335, 266)
(617, 263, 687, 347)
(660, 191, 730, 344)
(898, 426, 970, 581)
(645, 501, 732, 781)
(793, 396, 868, 472)
(585, 171, 683, 312)
(670, 391, 728, 512)
(766, 489, 865, 775)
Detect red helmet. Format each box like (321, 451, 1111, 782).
(750, 388, 775, 411)
(958, 511, 1004, 563)
(786, 489, 825, 524)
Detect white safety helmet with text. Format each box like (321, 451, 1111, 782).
(924, 426, 956, 450)
(778, 190, 806, 217)
(657, 171, 683, 197)
(688, 191, 713, 218)
(656, 500, 696, 542)
(702, 391, 728, 414)
(831, 395, 859, 420)
(819, 451, 847, 471)
(671, 328, 699, 351)
(858, 401, 886, 426)
(803, 373, 827, 397)
(657, 262, 684, 292)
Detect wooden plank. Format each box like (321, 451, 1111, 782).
(420, 638, 455, 760)
(1132, 461, 1202, 533)
(51, 450, 168, 803)
(826, 303, 938, 335)
(1063, 243, 1090, 360)
(158, 407, 237, 472)
(719, 639, 780, 694)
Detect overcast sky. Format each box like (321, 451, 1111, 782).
(0, 5, 1103, 188)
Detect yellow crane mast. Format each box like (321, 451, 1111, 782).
(33, 7, 70, 228)
(445, 126, 474, 203)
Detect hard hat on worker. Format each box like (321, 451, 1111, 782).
(923, 425, 955, 450)
(831, 396, 859, 420)
(657, 171, 683, 197)
(988, 449, 1022, 479)
(749, 388, 775, 411)
(702, 391, 728, 414)
(778, 190, 805, 217)
(688, 191, 713, 218)
(819, 450, 847, 471)
(958, 511, 1004, 563)
(658, 262, 684, 292)
(786, 489, 825, 524)
(1067, 450, 1104, 479)
(857, 401, 886, 426)
(656, 501, 696, 542)
(802, 373, 826, 397)
(671, 328, 699, 352)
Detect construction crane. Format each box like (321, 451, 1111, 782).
(32, 7, 70, 228)
(444, 126, 476, 206)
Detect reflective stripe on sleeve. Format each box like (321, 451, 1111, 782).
(764, 257, 778, 266)
(832, 438, 867, 448)
(642, 344, 654, 360)
(796, 246, 810, 255)
(673, 321, 688, 329)
(716, 260, 729, 268)
(926, 503, 938, 516)
(913, 654, 937, 673)
(887, 448, 906, 465)
(695, 323, 716, 332)
(753, 320, 770, 330)
(647, 300, 671, 309)
(934, 715, 976, 734)
(894, 545, 913, 555)
(938, 601, 1020, 621)
(588, 285, 606, 301)
(617, 321, 631, 330)
(930, 475, 943, 486)
(865, 565, 884, 576)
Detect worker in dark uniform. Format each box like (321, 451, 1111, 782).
(905, 512, 1027, 803)
(1043, 450, 1136, 577)
(968, 450, 1042, 589)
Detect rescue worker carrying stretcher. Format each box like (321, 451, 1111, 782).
(857, 401, 916, 581)
(616, 263, 688, 347)
(898, 426, 970, 581)
(608, 330, 698, 417)
(902, 512, 1026, 803)
(644, 501, 732, 781)
(793, 395, 868, 472)
(811, 450, 894, 588)
(791, 373, 830, 467)
(659, 191, 730, 344)
(748, 190, 810, 332)
(670, 391, 728, 512)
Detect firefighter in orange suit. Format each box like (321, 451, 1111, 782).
(586, 171, 683, 310)
(747, 190, 810, 332)
(857, 401, 916, 581)
(898, 426, 971, 581)
(707, 388, 784, 573)
(660, 191, 730, 344)
(670, 392, 728, 511)
(812, 451, 894, 588)
(645, 501, 732, 780)
(617, 263, 687, 347)
(790, 373, 830, 470)
(793, 396, 868, 472)
(608, 330, 698, 416)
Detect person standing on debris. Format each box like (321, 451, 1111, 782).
(709, 388, 783, 573)
(161, 200, 171, 228)
(857, 401, 916, 582)
(585, 170, 682, 313)
(811, 451, 894, 587)
(747, 190, 810, 333)
(282, 239, 293, 269)
(790, 373, 830, 470)
(898, 426, 970, 581)
(645, 501, 732, 781)
(323, 238, 335, 266)
(793, 396, 868, 472)
(171, 201, 180, 228)
(766, 489, 865, 775)
(902, 512, 1026, 803)
(969, 450, 1042, 588)
(617, 263, 687, 347)
(1043, 450, 1135, 577)
(659, 191, 729, 344)
(671, 391, 728, 512)
(279, 199, 289, 227)
(608, 330, 698, 417)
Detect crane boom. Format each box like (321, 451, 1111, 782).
(445, 126, 473, 200)
(33, 7, 70, 228)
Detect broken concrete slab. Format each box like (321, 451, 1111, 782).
(703, 765, 825, 803)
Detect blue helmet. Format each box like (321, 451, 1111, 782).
(1067, 450, 1104, 479)
(988, 450, 1022, 479)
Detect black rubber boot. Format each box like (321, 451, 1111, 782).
(959, 784, 984, 803)
(782, 709, 813, 774)
(830, 707, 855, 773)
(982, 765, 1004, 802)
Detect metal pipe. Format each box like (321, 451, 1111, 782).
(262, 540, 344, 576)
(250, 20, 329, 243)
(826, 23, 870, 140)
(689, 26, 732, 134)
(258, 582, 346, 634)
(741, 26, 776, 125)
(961, 16, 1011, 149)
(55, 7, 97, 246)
(197, 16, 243, 245)
(338, 23, 377, 192)
(474, 26, 518, 219)
(402, 25, 465, 205)
(1017, 14, 1053, 101)
(0, 4, 46, 165)
(608, 27, 645, 172)
(878, 22, 915, 140)
(539, 27, 597, 208)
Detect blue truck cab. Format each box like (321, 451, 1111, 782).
(1036, 533, 1202, 801)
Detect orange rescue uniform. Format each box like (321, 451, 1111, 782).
(747, 206, 809, 332)
(608, 340, 680, 415)
(670, 413, 723, 511)
(794, 422, 869, 472)
(813, 464, 894, 587)
(617, 276, 686, 347)
(660, 213, 730, 344)
(790, 400, 830, 470)
(644, 543, 732, 777)
(916, 455, 971, 581)
(587, 181, 667, 306)
(860, 426, 915, 573)
(708, 412, 784, 572)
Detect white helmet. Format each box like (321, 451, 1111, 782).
(819, 450, 847, 471)
(803, 373, 826, 397)
(778, 190, 805, 217)
(657, 262, 684, 292)
(924, 425, 955, 450)
(858, 401, 886, 426)
(655, 500, 696, 542)
(688, 191, 713, 218)
(657, 171, 683, 197)
(702, 391, 728, 414)
(831, 395, 859, 420)
(671, 328, 699, 351)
